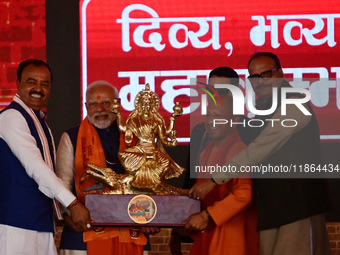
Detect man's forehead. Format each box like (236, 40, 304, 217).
(250, 56, 275, 67)
(249, 56, 276, 74)
(209, 77, 231, 84)
(88, 84, 116, 94)
(22, 65, 51, 79)
(87, 95, 112, 102)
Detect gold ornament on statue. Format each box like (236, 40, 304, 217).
(86, 84, 188, 195)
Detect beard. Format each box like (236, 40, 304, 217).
(88, 112, 116, 129)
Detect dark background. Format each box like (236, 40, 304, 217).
(45, 0, 340, 221)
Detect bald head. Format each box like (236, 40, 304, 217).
(85, 80, 119, 129)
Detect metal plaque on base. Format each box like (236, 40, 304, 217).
(85, 194, 200, 227)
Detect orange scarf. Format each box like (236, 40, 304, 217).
(74, 117, 147, 254)
(74, 117, 115, 203)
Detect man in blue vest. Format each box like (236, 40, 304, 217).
(0, 59, 92, 255)
(188, 52, 332, 255)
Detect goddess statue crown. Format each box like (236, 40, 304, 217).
(134, 84, 160, 111)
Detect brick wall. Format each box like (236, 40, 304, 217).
(328, 223, 340, 255)
(0, 0, 46, 110)
(55, 223, 340, 255)
(149, 228, 192, 255)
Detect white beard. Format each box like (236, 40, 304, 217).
(88, 112, 115, 129)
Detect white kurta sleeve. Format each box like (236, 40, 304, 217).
(0, 109, 76, 208)
(56, 132, 75, 192)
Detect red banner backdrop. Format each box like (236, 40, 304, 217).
(0, 0, 46, 111)
(80, 0, 340, 143)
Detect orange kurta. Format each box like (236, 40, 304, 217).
(74, 117, 146, 255)
(190, 131, 259, 255)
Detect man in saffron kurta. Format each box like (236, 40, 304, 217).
(56, 81, 147, 255)
(183, 93, 259, 255)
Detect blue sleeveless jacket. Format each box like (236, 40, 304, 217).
(0, 102, 54, 232)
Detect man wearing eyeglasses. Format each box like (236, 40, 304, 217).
(56, 81, 154, 255)
(189, 52, 332, 255)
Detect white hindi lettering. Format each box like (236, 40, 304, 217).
(331, 67, 340, 110)
(118, 71, 160, 111)
(160, 70, 210, 114)
(118, 70, 210, 113)
(283, 68, 331, 108)
(116, 4, 227, 52)
(250, 14, 340, 48)
(118, 68, 340, 115)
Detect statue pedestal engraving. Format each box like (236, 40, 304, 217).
(86, 194, 200, 226)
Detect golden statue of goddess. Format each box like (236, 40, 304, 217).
(87, 84, 187, 195)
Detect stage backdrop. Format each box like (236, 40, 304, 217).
(80, 0, 340, 143)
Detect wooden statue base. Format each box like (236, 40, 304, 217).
(85, 194, 200, 226)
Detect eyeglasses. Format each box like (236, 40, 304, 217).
(86, 100, 112, 109)
(247, 68, 278, 83)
